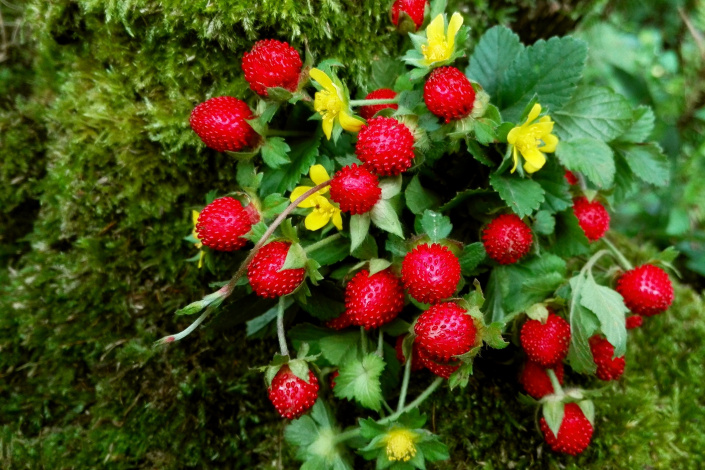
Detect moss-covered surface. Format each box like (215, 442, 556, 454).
(1, 0, 703, 468)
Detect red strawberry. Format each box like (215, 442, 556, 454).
(589, 336, 625, 381)
(520, 312, 571, 368)
(390, 0, 429, 30)
(247, 241, 305, 298)
(520, 361, 564, 400)
(190, 96, 259, 152)
(401, 243, 461, 304)
(564, 170, 579, 185)
(329, 164, 382, 214)
(267, 365, 319, 419)
(196, 197, 260, 251)
(482, 214, 533, 265)
(345, 269, 405, 329)
(242, 39, 302, 97)
(395, 335, 425, 372)
(414, 302, 476, 362)
(325, 311, 354, 330)
(329, 370, 339, 390)
(355, 117, 416, 176)
(418, 348, 460, 379)
(424, 66, 476, 123)
(359, 88, 399, 120)
(572, 196, 610, 241)
(626, 315, 643, 330)
(616, 264, 674, 317)
(540, 403, 593, 455)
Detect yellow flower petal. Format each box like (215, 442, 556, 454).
(332, 210, 343, 231)
(197, 250, 205, 269)
(425, 14, 445, 44)
(338, 110, 365, 133)
(446, 13, 463, 51)
(507, 127, 520, 145)
(290, 186, 317, 207)
(309, 68, 334, 91)
(527, 103, 542, 123)
(527, 121, 554, 137)
(522, 147, 547, 173)
(305, 210, 331, 231)
(310, 164, 331, 186)
(510, 146, 519, 173)
(192, 210, 200, 227)
(321, 116, 334, 140)
(541, 133, 559, 153)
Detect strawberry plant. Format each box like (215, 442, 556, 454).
(164, 0, 678, 466)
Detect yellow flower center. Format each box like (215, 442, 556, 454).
(385, 429, 417, 462)
(513, 127, 547, 154)
(314, 89, 343, 121)
(311, 195, 337, 217)
(422, 42, 451, 62)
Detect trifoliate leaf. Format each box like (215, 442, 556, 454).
(320, 331, 362, 366)
(556, 138, 616, 189)
(553, 86, 633, 142)
(334, 353, 386, 411)
(466, 25, 524, 100)
(489, 173, 545, 218)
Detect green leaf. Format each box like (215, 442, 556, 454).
(405, 175, 440, 215)
(553, 86, 633, 142)
(245, 221, 268, 244)
(459, 242, 486, 275)
(482, 322, 509, 349)
(619, 105, 655, 143)
(655, 246, 679, 264)
(394, 90, 423, 116)
(489, 174, 545, 218)
(567, 276, 599, 374)
(542, 401, 565, 438)
(284, 415, 318, 448)
(352, 234, 378, 260)
(556, 138, 615, 189)
(261, 137, 291, 169)
(553, 211, 590, 257)
(449, 362, 474, 390)
(419, 209, 452, 242)
(308, 236, 350, 266)
(350, 213, 372, 253)
(334, 353, 386, 411)
(320, 332, 361, 366)
(260, 134, 321, 194)
(532, 210, 555, 235)
(379, 175, 403, 199)
(500, 36, 588, 121)
(236, 160, 259, 189)
(484, 266, 507, 323)
(474, 119, 497, 145)
(246, 298, 294, 336)
(370, 57, 407, 89)
(616, 142, 670, 187)
(261, 193, 289, 219)
(369, 258, 392, 275)
(281, 243, 308, 270)
(370, 199, 404, 239)
(578, 400, 595, 425)
(438, 187, 494, 212)
(299, 283, 345, 321)
(501, 254, 567, 314)
(420, 439, 450, 462)
(466, 26, 524, 100)
(579, 276, 628, 356)
(533, 161, 572, 212)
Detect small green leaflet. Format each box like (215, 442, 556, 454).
(566, 276, 599, 374)
(405, 175, 440, 215)
(350, 213, 371, 253)
(459, 242, 486, 275)
(552, 86, 633, 142)
(466, 26, 524, 100)
(246, 298, 294, 336)
(333, 353, 385, 411)
(542, 401, 565, 437)
(532, 210, 555, 235)
(489, 173, 545, 218)
(616, 142, 670, 187)
(370, 199, 404, 239)
(556, 138, 615, 189)
(261, 137, 291, 169)
(553, 211, 590, 257)
(579, 275, 628, 356)
(419, 209, 452, 242)
(619, 105, 655, 143)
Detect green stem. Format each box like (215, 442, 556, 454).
(304, 233, 342, 254)
(381, 377, 443, 424)
(333, 428, 361, 444)
(396, 352, 413, 413)
(360, 327, 368, 355)
(265, 129, 313, 138)
(277, 296, 289, 356)
(546, 368, 564, 396)
(376, 331, 384, 357)
(157, 180, 332, 345)
(602, 237, 634, 270)
(349, 98, 399, 107)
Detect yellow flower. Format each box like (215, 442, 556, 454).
(384, 428, 418, 462)
(310, 68, 364, 140)
(507, 103, 559, 174)
(290, 165, 343, 231)
(191, 210, 205, 269)
(421, 12, 463, 66)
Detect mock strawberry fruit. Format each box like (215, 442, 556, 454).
(359, 88, 399, 120)
(414, 302, 476, 362)
(540, 403, 593, 455)
(196, 197, 260, 251)
(572, 196, 610, 241)
(242, 39, 302, 97)
(390, 0, 429, 31)
(401, 243, 461, 304)
(329, 370, 339, 390)
(589, 336, 625, 381)
(329, 164, 382, 214)
(355, 117, 416, 176)
(344, 268, 405, 329)
(395, 335, 425, 372)
(418, 348, 460, 379)
(190, 96, 259, 152)
(248, 241, 305, 298)
(616, 264, 674, 317)
(424, 66, 476, 123)
(482, 214, 533, 265)
(564, 170, 579, 185)
(325, 311, 354, 330)
(267, 365, 319, 419)
(520, 312, 571, 368)
(520, 361, 564, 400)
(626, 315, 643, 330)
